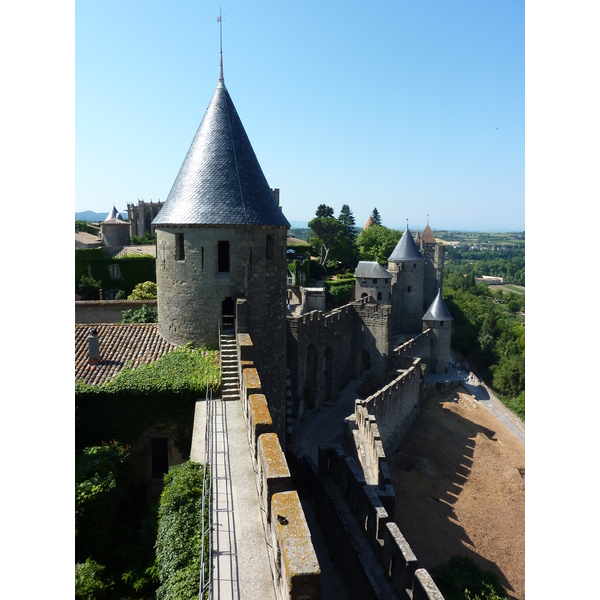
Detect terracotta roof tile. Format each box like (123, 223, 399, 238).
(75, 323, 177, 386)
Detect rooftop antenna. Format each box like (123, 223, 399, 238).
(427, 213, 430, 226)
(218, 8, 224, 82)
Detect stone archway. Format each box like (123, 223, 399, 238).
(304, 343, 317, 409)
(222, 297, 235, 329)
(361, 349, 371, 372)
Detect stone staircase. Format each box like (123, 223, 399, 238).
(220, 331, 240, 401)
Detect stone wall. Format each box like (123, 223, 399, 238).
(236, 336, 321, 599)
(357, 358, 422, 456)
(287, 445, 445, 599)
(156, 224, 288, 441)
(392, 331, 431, 372)
(75, 299, 158, 324)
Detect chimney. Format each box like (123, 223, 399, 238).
(88, 327, 100, 364)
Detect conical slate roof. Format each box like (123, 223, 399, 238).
(421, 224, 437, 244)
(423, 289, 453, 321)
(104, 205, 124, 221)
(388, 224, 425, 262)
(153, 79, 290, 228)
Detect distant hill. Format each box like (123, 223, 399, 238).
(76, 211, 128, 222)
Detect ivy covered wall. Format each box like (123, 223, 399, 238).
(75, 248, 156, 298)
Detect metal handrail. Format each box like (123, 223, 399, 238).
(199, 384, 213, 599)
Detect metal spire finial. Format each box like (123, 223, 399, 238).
(218, 8, 224, 82)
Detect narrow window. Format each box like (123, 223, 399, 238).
(407, 285, 411, 293)
(362, 278, 366, 283)
(372, 278, 377, 284)
(176, 233, 185, 260)
(218, 241, 230, 273)
(249, 247, 252, 269)
(440, 321, 444, 326)
(266, 234, 274, 260)
(377, 292, 382, 301)
(201, 247, 204, 271)
(413, 263, 416, 268)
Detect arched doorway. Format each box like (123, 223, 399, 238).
(222, 297, 235, 329)
(324, 346, 333, 402)
(304, 344, 317, 409)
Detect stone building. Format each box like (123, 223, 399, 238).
(127, 199, 164, 238)
(100, 205, 130, 247)
(354, 261, 392, 304)
(152, 60, 290, 441)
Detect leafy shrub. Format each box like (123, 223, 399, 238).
(79, 275, 102, 300)
(115, 289, 127, 300)
(75, 558, 114, 600)
(156, 462, 210, 600)
(75, 442, 130, 562)
(324, 279, 355, 308)
(128, 281, 157, 299)
(131, 231, 156, 245)
(121, 304, 158, 323)
(430, 556, 508, 600)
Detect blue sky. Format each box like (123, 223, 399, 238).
(76, 1, 525, 232)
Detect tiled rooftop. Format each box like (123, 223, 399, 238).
(75, 323, 177, 386)
(110, 245, 157, 258)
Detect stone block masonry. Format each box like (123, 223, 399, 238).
(232, 329, 322, 599)
(75, 299, 157, 324)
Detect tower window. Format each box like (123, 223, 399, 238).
(407, 285, 411, 293)
(440, 321, 444, 326)
(176, 233, 185, 261)
(218, 241, 230, 273)
(377, 292, 382, 301)
(372, 278, 377, 284)
(201, 247, 204, 271)
(413, 263, 416, 268)
(266, 234, 274, 260)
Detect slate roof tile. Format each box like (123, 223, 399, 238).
(153, 80, 289, 228)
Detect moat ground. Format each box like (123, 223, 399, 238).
(291, 379, 525, 600)
(389, 388, 525, 600)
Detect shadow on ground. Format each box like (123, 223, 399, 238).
(389, 391, 524, 600)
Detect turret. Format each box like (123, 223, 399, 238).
(388, 224, 425, 333)
(422, 289, 453, 374)
(153, 58, 290, 442)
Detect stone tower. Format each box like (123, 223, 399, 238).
(388, 224, 425, 334)
(418, 222, 445, 313)
(152, 59, 290, 441)
(422, 288, 453, 374)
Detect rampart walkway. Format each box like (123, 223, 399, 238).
(190, 396, 275, 600)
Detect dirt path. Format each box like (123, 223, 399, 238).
(389, 388, 525, 600)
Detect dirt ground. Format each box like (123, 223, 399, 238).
(388, 387, 525, 600)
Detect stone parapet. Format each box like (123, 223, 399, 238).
(248, 394, 274, 463)
(270, 491, 321, 600)
(412, 569, 445, 600)
(75, 299, 157, 324)
(258, 433, 292, 526)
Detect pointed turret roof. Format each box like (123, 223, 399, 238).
(104, 205, 124, 221)
(388, 224, 425, 262)
(423, 289, 453, 321)
(354, 261, 391, 279)
(421, 224, 437, 244)
(153, 71, 289, 228)
(363, 216, 373, 230)
(415, 229, 421, 243)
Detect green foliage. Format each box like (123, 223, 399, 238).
(78, 275, 102, 300)
(356, 224, 401, 264)
(121, 304, 158, 323)
(76, 348, 220, 449)
(288, 228, 311, 241)
(75, 442, 130, 562)
(75, 247, 156, 298)
(115, 289, 127, 300)
(75, 558, 115, 600)
(315, 204, 335, 218)
(76, 220, 99, 236)
(156, 462, 210, 600)
(128, 281, 157, 299)
(370, 207, 382, 225)
(131, 230, 156, 245)
(309, 259, 328, 280)
(309, 216, 344, 266)
(430, 556, 508, 600)
(324, 278, 355, 308)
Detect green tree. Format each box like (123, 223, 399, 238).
(308, 216, 343, 266)
(356, 224, 401, 264)
(75, 558, 115, 600)
(128, 281, 157, 299)
(370, 207, 382, 226)
(78, 275, 102, 300)
(338, 204, 356, 238)
(315, 204, 334, 218)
